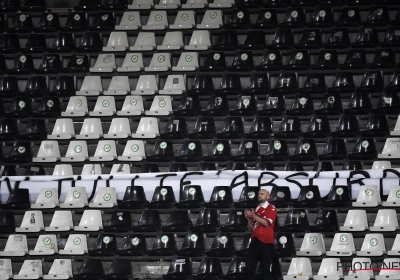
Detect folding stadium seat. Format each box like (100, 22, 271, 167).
(262, 140, 288, 161)
(0, 259, 12, 279)
(269, 29, 293, 50)
(193, 257, 222, 280)
(145, 53, 171, 71)
(8, 13, 32, 33)
(35, 54, 62, 74)
(173, 52, 199, 71)
(329, 72, 355, 93)
(118, 234, 147, 256)
(260, 94, 284, 115)
(13, 260, 43, 279)
(370, 209, 399, 232)
(323, 29, 350, 49)
(225, 257, 250, 280)
(117, 140, 145, 161)
(230, 140, 258, 162)
(289, 139, 316, 161)
(197, 10, 223, 29)
(59, 186, 88, 208)
(352, 185, 381, 207)
(349, 138, 377, 160)
(132, 117, 159, 138)
(162, 210, 192, 232)
(23, 76, 47, 97)
(133, 210, 161, 232)
(336, 7, 360, 27)
(376, 258, 400, 280)
(175, 95, 201, 116)
(202, 94, 228, 116)
(200, 53, 226, 72)
(0, 235, 28, 256)
(228, 51, 253, 71)
(155, 0, 181, 9)
(130, 32, 156, 51)
(89, 140, 117, 162)
(372, 161, 391, 169)
(340, 50, 366, 70)
(90, 54, 116, 73)
(145, 96, 173, 116)
(62, 12, 86, 31)
(177, 232, 205, 256)
(370, 49, 396, 69)
(225, 9, 250, 29)
(381, 27, 400, 47)
(75, 118, 102, 139)
(0, 119, 18, 141)
(89, 234, 117, 256)
(8, 54, 33, 74)
(162, 117, 188, 139)
(0, 76, 20, 98)
(35, 13, 59, 32)
(275, 117, 302, 138)
(16, 211, 44, 232)
(43, 211, 73, 231)
(193, 209, 219, 232)
(295, 30, 321, 49)
(89, 12, 114, 31)
(383, 185, 400, 206)
(308, 7, 333, 27)
(169, 11, 196, 29)
(284, 258, 313, 280)
(103, 32, 129, 52)
(312, 50, 338, 70)
(209, 0, 234, 7)
(218, 117, 244, 139)
(29, 234, 58, 255)
(117, 54, 143, 72)
(104, 118, 131, 139)
(20, 34, 46, 53)
(116, 11, 141, 30)
(272, 72, 298, 94)
(131, 75, 158, 95)
(296, 233, 325, 256)
(44, 259, 73, 279)
(345, 92, 372, 115)
(204, 140, 231, 162)
(129, 0, 154, 8)
(6, 141, 32, 163)
(221, 209, 247, 232)
(61, 97, 88, 117)
(288, 94, 314, 115)
(326, 233, 356, 256)
(143, 11, 168, 30)
(76, 32, 102, 52)
(48, 32, 73, 53)
(89, 186, 117, 208)
(314, 258, 343, 280)
(280, 209, 309, 232)
(213, 31, 237, 51)
(352, 28, 379, 48)
(207, 232, 235, 257)
(393, 7, 400, 25)
(74, 259, 104, 280)
(164, 257, 192, 280)
(388, 234, 400, 256)
(331, 115, 359, 138)
(147, 140, 175, 162)
(364, 6, 389, 26)
(357, 71, 383, 93)
(339, 210, 368, 231)
(0, 0, 19, 11)
(252, 9, 276, 29)
(280, 8, 305, 27)
(244, 74, 268, 95)
(89, 97, 116, 116)
(140, 163, 159, 172)
(82, 165, 103, 175)
(32, 141, 60, 163)
(104, 259, 132, 280)
(74, 210, 103, 231)
(0, 212, 15, 233)
(182, 0, 207, 8)
(102, 0, 128, 9)
(148, 233, 177, 256)
(357, 234, 386, 256)
(375, 91, 400, 114)
(157, 32, 183, 50)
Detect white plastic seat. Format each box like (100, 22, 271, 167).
(52, 165, 73, 176)
(143, 11, 168, 30)
(118, 140, 146, 161)
(0, 259, 12, 279)
(159, 75, 186, 95)
(31, 188, 59, 209)
(357, 233, 386, 256)
(132, 117, 159, 138)
(59, 187, 88, 208)
(61, 97, 88, 117)
(170, 11, 195, 29)
(104, 118, 131, 138)
(383, 185, 400, 207)
(352, 185, 381, 207)
(340, 210, 369, 231)
(314, 258, 343, 280)
(185, 31, 211, 50)
(118, 53, 144, 72)
(16, 211, 44, 233)
(117, 96, 144, 116)
(76, 119, 103, 140)
(182, 0, 207, 8)
(89, 96, 116, 116)
(81, 164, 102, 175)
(388, 234, 400, 255)
(157, 32, 184, 50)
(130, 32, 156, 51)
(116, 11, 141, 30)
(327, 233, 356, 256)
(209, 0, 234, 7)
(297, 233, 326, 256)
(155, 0, 181, 9)
(372, 161, 391, 169)
(344, 258, 373, 280)
(145, 96, 173, 116)
(390, 116, 400, 136)
(145, 53, 171, 71)
(74, 210, 103, 231)
(378, 138, 400, 159)
(29, 235, 58, 255)
(76, 76, 103, 96)
(45, 211, 73, 232)
(33, 141, 61, 162)
(376, 258, 400, 280)
(89, 187, 117, 208)
(43, 259, 73, 280)
(103, 32, 129, 51)
(197, 10, 223, 29)
(129, 0, 153, 9)
(0, 235, 28, 256)
(59, 234, 88, 255)
(104, 76, 130, 95)
(370, 209, 399, 231)
(283, 258, 313, 280)
(110, 164, 131, 174)
(131, 75, 158, 95)
(172, 52, 199, 71)
(61, 141, 89, 162)
(48, 119, 75, 140)
(90, 54, 116, 73)
(90, 140, 117, 161)
(14, 260, 43, 280)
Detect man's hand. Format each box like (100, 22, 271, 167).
(245, 209, 256, 219)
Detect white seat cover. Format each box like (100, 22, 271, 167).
(118, 140, 146, 161)
(209, 0, 234, 7)
(388, 235, 400, 255)
(76, 76, 102, 96)
(185, 31, 211, 50)
(155, 0, 181, 9)
(31, 188, 59, 209)
(375, 258, 400, 280)
(43, 259, 73, 280)
(197, 10, 223, 29)
(327, 233, 356, 256)
(62, 96, 88, 117)
(352, 185, 382, 207)
(146, 96, 173, 116)
(103, 32, 129, 51)
(89, 96, 116, 116)
(283, 257, 313, 280)
(117, 96, 144, 116)
(143, 11, 168, 30)
(159, 75, 186, 95)
(372, 161, 391, 169)
(344, 258, 373, 280)
(339, 210, 368, 231)
(0, 235, 28, 256)
(89, 54, 116, 73)
(314, 258, 343, 280)
(0, 259, 13, 279)
(74, 210, 103, 231)
(33, 141, 61, 163)
(383, 185, 400, 207)
(45, 211, 73, 232)
(14, 260, 43, 279)
(29, 235, 58, 255)
(172, 52, 199, 71)
(132, 117, 159, 138)
(370, 209, 399, 231)
(357, 234, 386, 256)
(157, 32, 184, 50)
(104, 76, 130, 95)
(130, 32, 156, 51)
(182, 0, 207, 8)
(131, 75, 158, 95)
(390, 116, 400, 136)
(170, 11, 195, 28)
(52, 165, 73, 176)
(81, 164, 102, 175)
(16, 211, 44, 233)
(145, 53, 171, 72)
(61, 141, 89, 162)
(60, 187, 88, 208)
(104, 118, 131, 138)
(297, 233, 326, 256)
(378, 138, 400, 159)
(128, 0, 154, 9)
(89, 187, 118, 208)
(59, 234, 88, 255)
(118, 53, 144, 72)
(76, 119, 103, 140)
(116, 12, 141, 30)
(48, 119, 75, 140)
(90, 140, 117, 161)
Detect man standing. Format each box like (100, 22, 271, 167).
(244, 189, 277, 280)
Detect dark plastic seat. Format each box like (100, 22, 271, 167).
(213, 31, 238, 50)
(200, 53, 226, 71)
(393, 8, 400, 25)
(229, 51, 253, 71)
(21, 0, 46, 11)
(193, 209, 219, 232)
(364, 6, 389, 26)
(20, 119, 46, 140)
(175, 95, 201, 116)
(103, 259, 132, 280)
(119, 234, 147, 256)
(295, 30, 321, 49)
(260, 94, 285, 115)
(316, 93, 342, 115)
(148, 174, 177, 208)
(76, 32, 102, 52)
(178, 232, 205, 256)
(323, 29, 350, 48)
(232, 140, 259, 161)
(352, 28, 379, 48)
(313, 162, 333, 172)
(0, 0, 19, 11)
(8, 13, 33, 33)
(312, 50, 338, 70)
(270, 185, 292, 208)
(290, 139, 317, 161)
(133, 210, 161, 232)
(362, 114, 388, 137)
(62, 12, 87, 31)
(147, 140, 175, 162)
(262, 140, 288, 161)
(269, 29, 293, 49)
(303, 117, 331, 138)
(75, 259, 104, 280)
(104, 211, 131, 232)
(266, 0, 288, 6)
(274, 233, 295, 257)
(53, 76, 75, 97)
(341, 50, 366, 69)
(234, 178, 259, 208)
(163, 210, 192, 232)
(293, 183, 321, 208)
(369, 49, 395, 69)
(34, 96, 60, 118)
(284, 162, 304, 171)
(280, 8, 305, 27)
(221, 210, 247, 232)
(225, 257, 248, 280)
(225, 162, 247, 171)
(246, 116, 273, 139)
(0, 56, 4, 74)
(345, 92, 372, 115)
(236, 234, 250, 257)
(65, 55, 90, 73)
(336, 8, 360, 26)
(319, 139, 347, 160)
(24, 165, 45, 176)
(331, 115, 359, 138)
(21, 34, 47, 53)
(207, 185, 233, 208)
(308, 7, 333, 27)
(204, 140, 231, 162)
(225, 9, 250, 29)
(188, 75, 214, 95)
(0, 119, 18, 141)
(386, 71, 400, 92)
(176, 172, 205, 209)
(75, 0, 101, 10)
(0, 77, 19, 97)
(236, 0, 261, 7)
(0, 211, 15, 233)
(3, 188, 30, 209)
(24, 76, 47, 97)
(89, 234, 117, 256)
(322, 183, 351, 207)
(8, 55, 33, 74)
(280, 209, 309, 232)
(275, 117, 302, 138)
(245, 74, 268, 95)
(348, 138, 377, 160)
(207, 232, 235, 257)
(240, 31, 266, 50)
(287, 94, 313, 116)
(374, 91, 400, 114)
(48, 32, 74, 53)
(35, 13, 60, 32)
(219, 74, 241, 95)
(299, 74, 326, 94)
(190, 118, 216, 139)
(148, 232, 176, 256)
(7, 97, 32, 118)
(0, 165, 17, 176)
(89, 12, 114, 31)
(162, 117, 188, 139)
(328, 72, 355, 93)
(193, 257, 223, 280)
(381, 27, 400, 47)
(102, 0, 128, 9)
(272, 72, 297, 94)
(310, 210, 338, 232)
(35, 54, 61, 74)
(176, 141, 202, 162)
(218, 117, 244, 139)
(168, 164, 187, 172)
(163, 257, 192, 280)
(357, 71, 383, 93)
(283, 50, 309, 70)
(202, 94, 229, 116)
(256, 51, 282, 71)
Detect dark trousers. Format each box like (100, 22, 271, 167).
(246, 237, 274, 280)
